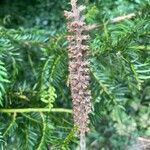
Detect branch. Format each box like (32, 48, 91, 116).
(0, 108, 72, 113)
(3, 113, 16, 136)
(90, 13, 137, 30)
(111, 13, 136, 23)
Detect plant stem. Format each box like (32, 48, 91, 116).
(79, 133, 86, 150)
(0, 108, 72, 113)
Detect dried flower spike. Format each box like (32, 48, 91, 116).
(64, 0, 94, 149)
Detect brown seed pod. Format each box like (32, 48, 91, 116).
(64, 11, 74, 19)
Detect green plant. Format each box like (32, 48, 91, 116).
(0, 0, 150, 149)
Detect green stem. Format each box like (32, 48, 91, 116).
(0, 108, 72, 114)
(36, 113, 46, 150)
(3, 113, 16, 136)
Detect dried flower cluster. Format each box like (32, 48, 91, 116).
(64, 0, 93, 137)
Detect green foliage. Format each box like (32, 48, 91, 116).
(0, 0, 150, 149)
(0, 0, 70, 29)
(0, 60, 9, 105)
